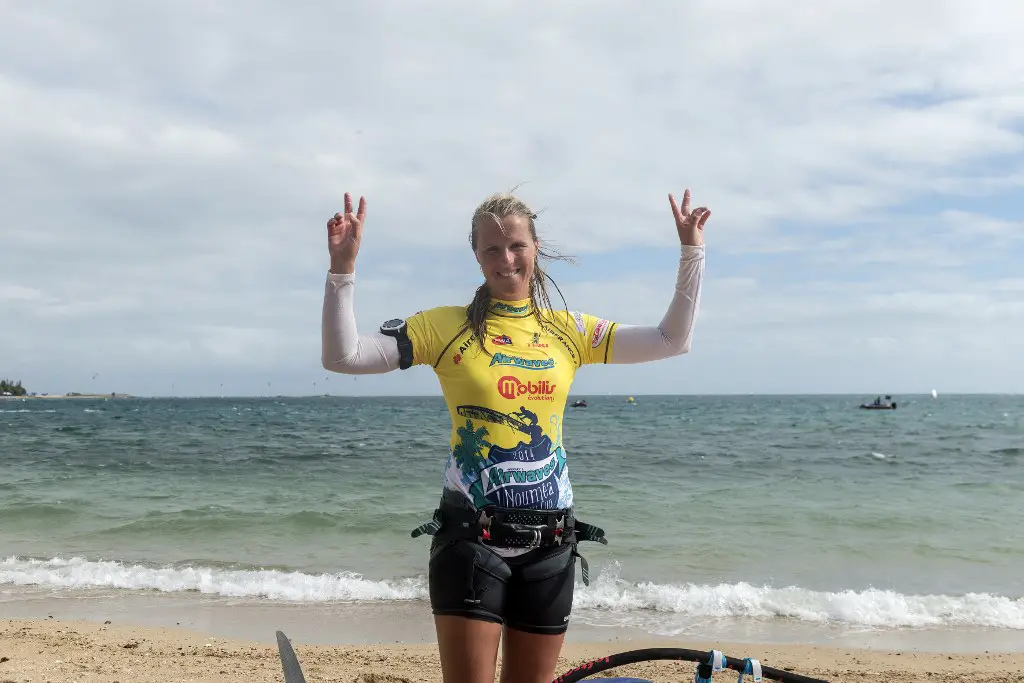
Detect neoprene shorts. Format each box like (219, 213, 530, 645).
(427, 537, 576, 634)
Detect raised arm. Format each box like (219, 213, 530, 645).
(320, 192, 402, 375)
(609, 189, 710, 364)
(322, 273, 401, 374)
(609, 245, 704, 363)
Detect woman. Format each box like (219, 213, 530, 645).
(321, 188, 709, 683)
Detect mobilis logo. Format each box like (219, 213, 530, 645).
(497, 376, 556, 400)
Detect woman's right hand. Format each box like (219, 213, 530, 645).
(327, 192, 367, 274)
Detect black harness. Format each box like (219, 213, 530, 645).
(411, 500, 608, 585)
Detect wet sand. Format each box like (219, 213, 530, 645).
(2, 614, 1023, 683)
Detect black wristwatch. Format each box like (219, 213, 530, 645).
(379, 318, 413, 370)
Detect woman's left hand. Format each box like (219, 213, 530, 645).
(668, 189, 711, 247)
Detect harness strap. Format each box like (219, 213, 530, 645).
(574, 520, 608, 544)
(411, 509, 443, 538)
(410, 504, 608, 586)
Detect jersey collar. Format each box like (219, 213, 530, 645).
(489, 298, 532, 318)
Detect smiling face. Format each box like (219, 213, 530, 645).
(472, 213, 538, 302)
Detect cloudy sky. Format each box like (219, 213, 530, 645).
(2, 1, 1022, 397)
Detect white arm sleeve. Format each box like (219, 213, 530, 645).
(608, 245, 705, 364)
(321, 272, 402, 374)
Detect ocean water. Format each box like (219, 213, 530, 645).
(1, 394, 1022, 641)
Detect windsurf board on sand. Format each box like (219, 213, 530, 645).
(276, 630, 308, 683)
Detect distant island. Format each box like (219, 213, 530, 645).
(0, 377, 131, 399)
(1, 378, 27, 396)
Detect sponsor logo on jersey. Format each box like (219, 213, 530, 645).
(540, 324, 578, 364)
(492, 335, 513, 346)
(489, 352, 555, 370)
(591, 318, 610, 348)
(493, 301, 529, 315)
(453, 353, 462, 365)
(571, 311, 586, 333)
(528, 332, 548, 348)
(456, 335, 477, 355)
(497, 376, 557, 401)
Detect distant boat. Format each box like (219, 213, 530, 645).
(571, 399, 588, 408)
(860, 394, 897, 410)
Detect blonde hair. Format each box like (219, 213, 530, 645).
(466, 191, 573, 354)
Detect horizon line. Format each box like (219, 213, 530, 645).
(8, 391, 1020, 399)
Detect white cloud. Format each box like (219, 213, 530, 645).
(1, 0, 1022, 395)
(0, 285, 46, 303)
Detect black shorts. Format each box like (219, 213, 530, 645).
(427, 537, 577, 635)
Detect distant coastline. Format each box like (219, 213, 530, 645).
(0, 392, 133, 400)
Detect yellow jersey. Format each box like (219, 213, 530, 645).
(405, 297, 617, 512)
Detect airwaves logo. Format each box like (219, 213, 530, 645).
(493, 301, 529, 314)
(497, 376, 557, 401)
(488, 352, 555, 370)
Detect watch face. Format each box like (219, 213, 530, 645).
(381, 318, 404, 331)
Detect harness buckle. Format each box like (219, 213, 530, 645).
(478, 509, 493, 542)
(477, 507, 565, 548)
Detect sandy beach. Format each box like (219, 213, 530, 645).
(1, 615, 1022, 683)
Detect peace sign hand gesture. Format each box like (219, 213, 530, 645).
(668, 189, 711, 247)
(327, 192, 367, 274)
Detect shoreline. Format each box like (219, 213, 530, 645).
(2, 589, 1022, 653)
(2, 615, 1023, 683)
